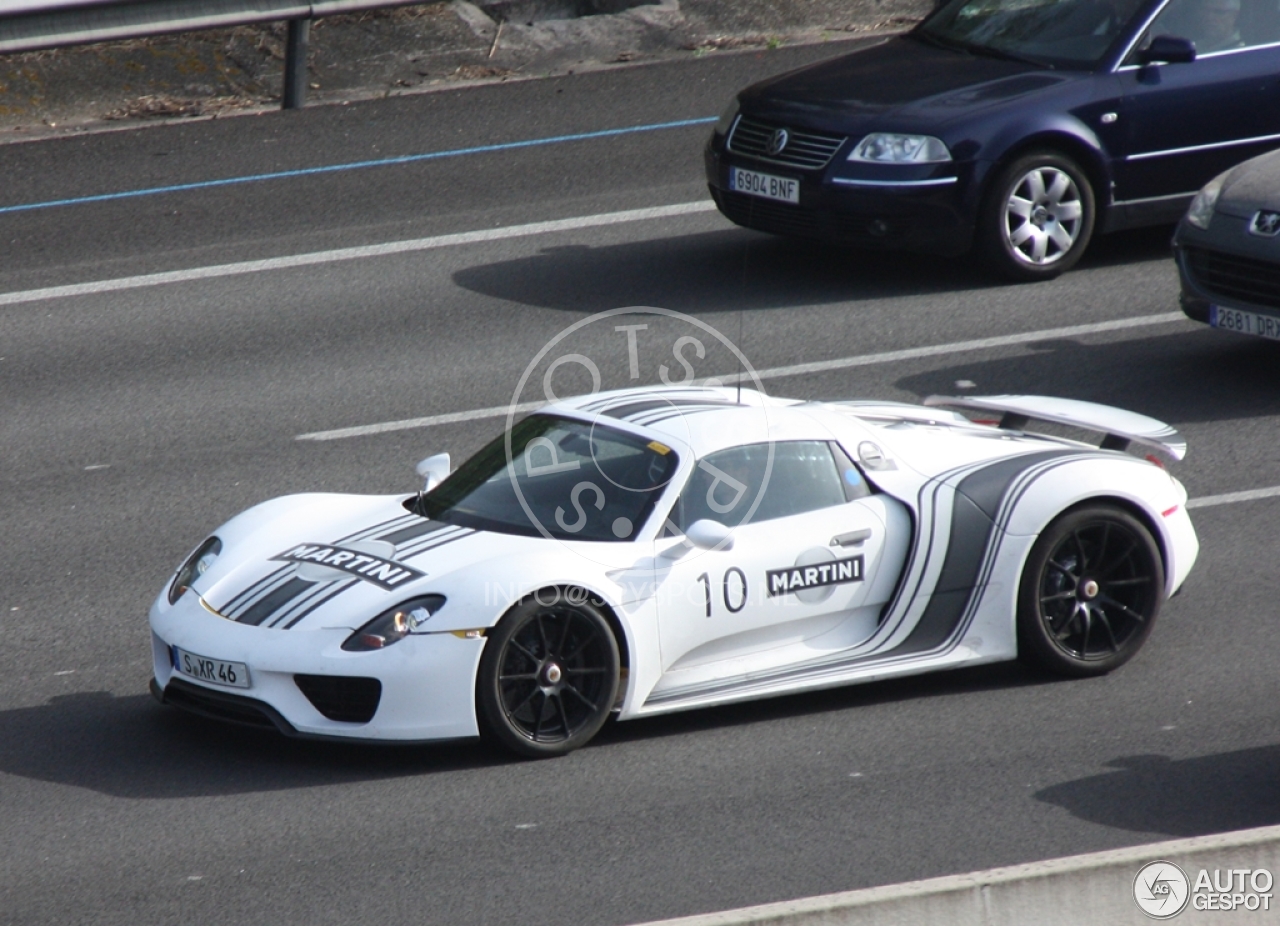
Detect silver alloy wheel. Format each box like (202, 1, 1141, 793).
(1002, 166, 1085, 267)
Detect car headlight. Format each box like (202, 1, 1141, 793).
(849, 133, 952, 163)
(341, 595, 447, 652)
(1186, 171, 1228, 230)
(714, 98, 740, 136)
(169, 536, 221, 605)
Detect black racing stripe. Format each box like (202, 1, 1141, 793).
(607, 398, 736, 421)
(281, 580, 358, 629)
(378, 519, 452, 546)
(893, 450, 1075, 655)
(399, 527, 474, 559)
(237, 578, 315, 626)
(219, 566, 291, 615)
(341, 513, 419, 544)
(264, 577, 346, 628)
(639, 405, 733, 426)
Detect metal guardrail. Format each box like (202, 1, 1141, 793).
(0, 1, 430, 108)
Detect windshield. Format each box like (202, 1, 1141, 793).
(918, 0, 1150, 68)
(417, 414, 680, 542)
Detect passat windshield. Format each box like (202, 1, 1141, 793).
(916, 0, 1149, 68)
(416, 415, 680, 542)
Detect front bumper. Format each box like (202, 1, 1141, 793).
(1173, 217, 1280, 327)
(149, 592, 484, 742)
(704, 139, 980, 256)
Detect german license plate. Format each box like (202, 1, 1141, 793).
(1209, 305, 1280, 341)
(728, 166, 799, 204)
(172, 646, 250, 689)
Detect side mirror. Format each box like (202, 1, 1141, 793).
(415, 452, 451, 493)
(1138, 35, 1196, 65)
(685, 519, 735, 551)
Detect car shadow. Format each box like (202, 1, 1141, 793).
(0, 691, 504, 798)
(893, 327, 1280, 427)
(0, 666, 1054, 795)
(1035, 747, 1280, 837)
(450, 222, 1177, 314)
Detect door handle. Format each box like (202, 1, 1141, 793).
(831, 529, 871, 547)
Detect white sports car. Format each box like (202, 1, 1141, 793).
(150, 386, 1198, 756)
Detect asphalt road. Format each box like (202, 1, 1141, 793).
(2, 39, 1280, 926)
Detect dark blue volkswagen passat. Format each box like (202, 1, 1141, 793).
(705, 0, 1280, 280)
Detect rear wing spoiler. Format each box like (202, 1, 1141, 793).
(923, 394, 1186, 461)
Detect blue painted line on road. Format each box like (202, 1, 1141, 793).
(0, 116, 717, 216)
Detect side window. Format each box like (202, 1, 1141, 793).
(672, 441, 852, 530)
(1145, 0, 1274, 53)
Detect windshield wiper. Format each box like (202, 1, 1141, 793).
(908, 30, 971, 54)
(960, 41, 1053, 68)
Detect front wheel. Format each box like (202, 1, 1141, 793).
(978, 151, 1096, 281)
(1017, 505, 1164, 677)
(477, 590, 620, 758)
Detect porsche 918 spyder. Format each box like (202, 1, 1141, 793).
(150, 386, 1197, 756)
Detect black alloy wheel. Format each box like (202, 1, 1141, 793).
(477, 590, 620, 757)
(1017, 505, 1164, 677)
(978, 150, 1096, 281)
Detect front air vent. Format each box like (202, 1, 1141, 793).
(294, 675, 382, 723)
(727, 116, 846, 170)
(1183, 246, 1280, 310)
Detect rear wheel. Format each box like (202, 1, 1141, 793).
(1017, 505, 1164, 677)
(477, 590, 619, 758)
(979, 150, 1096, 281)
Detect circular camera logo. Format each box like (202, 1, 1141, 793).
(502, 306, 772, 565)
(1134, 861, 1190, 919)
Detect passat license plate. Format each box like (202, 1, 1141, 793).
(729, 167, 800, 204)
(1209, 305, 1280, 341)
(172, 646, 250, 689)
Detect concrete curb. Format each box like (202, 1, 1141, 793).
(633, 825, 1280, 925)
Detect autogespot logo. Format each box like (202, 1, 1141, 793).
(1134, 861, 1190, 919)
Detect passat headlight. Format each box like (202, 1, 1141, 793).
(169, 536, 221, 605)
(1186, 171, 1228, 229)
(342, 595, 447, 652)
(714, 97, 740, 136)
(850, 133, 952, 163)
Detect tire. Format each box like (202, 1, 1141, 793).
(1016, 505, 1164, 677)
(978, 150, 1096, 281)
(476, 589, 620, 758)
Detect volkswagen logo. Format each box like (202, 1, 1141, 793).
(765, 128, 789, 156)
(1249, 210, 1280, 237)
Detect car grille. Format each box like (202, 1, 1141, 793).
(294, 674, 382, 724)
(727, 116, 846, 170)
(1184, 246, 1280, 309)
(160, 677, 292, 733)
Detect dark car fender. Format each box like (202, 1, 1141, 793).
(961, 112, 1117, 223)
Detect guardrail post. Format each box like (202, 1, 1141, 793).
(282, 18, 311, 110)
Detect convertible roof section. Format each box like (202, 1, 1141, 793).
(922, 395, 1187, 461)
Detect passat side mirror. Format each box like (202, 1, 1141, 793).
(1138, 35, 1197, 65)
(415, 452, 451, 492)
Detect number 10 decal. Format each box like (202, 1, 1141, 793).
(697, 568, 749, 617)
